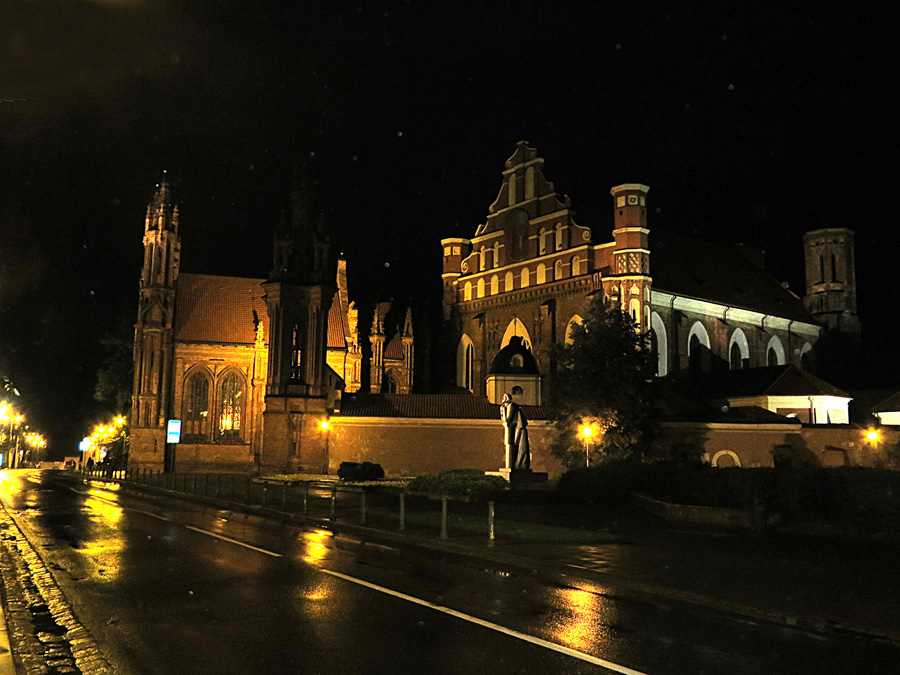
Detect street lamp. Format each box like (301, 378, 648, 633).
(320, 418, 331, 474)
(867, 429, 880, 443)
(579, 425, 593, 468)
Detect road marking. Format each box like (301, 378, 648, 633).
(184, 526, 282, 557)
(320, 568, 651, 675)
(70, 486, 282, 558)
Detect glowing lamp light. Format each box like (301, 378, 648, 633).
(320, 420, 330, 431)
(115, 416, 126, 426)
(867, 429, 880, 442)
(580, 426, 593, 438)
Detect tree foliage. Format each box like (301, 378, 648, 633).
(549, 296, 659, 469)
(94, 316, 134, 414)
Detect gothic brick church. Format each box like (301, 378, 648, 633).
(442, 142, 858, 424)
(129, 173, 414, 474)
(129, 143, 861, 477)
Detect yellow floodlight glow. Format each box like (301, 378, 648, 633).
(320, 420, 330, 431)
(580, 425, 593, 438)
(867, 429, 880, 443)
(115, 416, 126, 426)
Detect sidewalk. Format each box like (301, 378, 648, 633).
(84, 475, 900, 645)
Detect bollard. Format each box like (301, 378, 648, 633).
(215, 474, 220, 498)
(191, 474, 197, 494)
(360, 489, 367, 526)
(262, 481, 268, 506)
(330, 486, 336, 520)
(488, 501, 495, 547)
(281, 482, 287, 509)
(399, 493, 406, 531)
(440, 496, 448, 540)
(303, 483, 309, 516)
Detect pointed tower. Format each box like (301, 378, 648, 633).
(369, 305, 386, 392)
(260, 168, 336, 474)
(130, 174, 181, 471)
(401, 307, 415, 394)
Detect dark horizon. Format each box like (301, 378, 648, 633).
(0, 1, 894, 456)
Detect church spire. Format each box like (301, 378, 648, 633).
(145, 171, 179, 234)
(270, 164, 330, 284)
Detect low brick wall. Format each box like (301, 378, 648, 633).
(327, 417, 566, 478)
(631, 492, 751, 529)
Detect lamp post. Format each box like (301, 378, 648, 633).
(580, 425, 593, 468)
(320, 418, 331, 475)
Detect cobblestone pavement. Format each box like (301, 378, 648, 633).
(0, 506, 115, 675)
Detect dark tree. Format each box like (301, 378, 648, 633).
(549, 296, 659, 469)
(94, 316, 134, 415)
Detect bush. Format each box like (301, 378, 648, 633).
(337, 462, 385, 482)
(407, 468, 508, 499)
(556, 461, 900, 533)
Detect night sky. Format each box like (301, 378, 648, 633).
(0, 1, 894, 456)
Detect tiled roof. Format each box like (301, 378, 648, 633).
(175, 273, 267, 344)
(872, 390, 900, 413)
(696, 365, 850, 399)
(651, 230, 817, 323)
(337, 393, 552, 420)
(327, 296, 346, 349)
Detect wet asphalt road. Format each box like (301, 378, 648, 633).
(1, 470, 899, 675)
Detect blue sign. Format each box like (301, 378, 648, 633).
(167, 420, 182, 444)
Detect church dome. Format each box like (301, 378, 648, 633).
(489, 336, 539, 375)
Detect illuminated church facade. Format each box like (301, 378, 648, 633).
(442, 142, 858, 424)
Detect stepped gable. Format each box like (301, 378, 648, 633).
(651, 229, 817, 323)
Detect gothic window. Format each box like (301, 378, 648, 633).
(521, 268, 530, 288)
(832, 253, 839, 282)
(767, 348, 778, 367)
(480, 246, 486, 271)
(504, 271, 514, 292)
(457, 335, 475, 391)
(494, 241, 501, 268)
(554, 259, 564, 280)
(183, 372, 210, 439)
(537, 264, 546, 284)
(477, 278, 485, 298)
(291, 323, 303, 381)
(819, 255, 825, 283)
(555, 224, 564, 251)
(539, 228, 547, 255)
(464, 344, 474, 391)
(629, 298, 641, 324)
(218, 372, 244, 439)
(463, 282, 472, 301)
(387, 373, 399, 393)
(490, 275, 499, 295)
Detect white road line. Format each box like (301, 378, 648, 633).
(70, 486, 281, 558)
(183, 526, 282, 557)
(69, 483, 648, 673)
(320, 568, 651, 675)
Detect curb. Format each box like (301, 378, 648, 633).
(72, 475, 900, 647)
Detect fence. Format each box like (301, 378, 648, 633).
(83, 468, 498, 545)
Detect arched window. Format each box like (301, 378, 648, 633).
(386, 372, 399, 393)
(494, 241, 501, 268)
(504, 271, 514, 292)
(539, 228, 547, 255)
(629, 298, 641, 324)
(463, 282, 472, 301)
(490, 275, 499, 295)
(501, 318, 533, 351)
(571, 256, 582, 276)
(651, 312, 668, 377)
(800, 342, 814, 371)
(457, 335, 475, 392)
(766, 335, 786, 366)
(537, 264, 546, 284)
(477, 278, 485, 298)
(511, 385, 524, 395)
(728, 328, 750, 370)
(688, 321, 711, 375)
(521, 268, 530, 288)
(480, 246, 487, 271)
(511, 354, 524, 369)
(555, 224, 564, 251)
(183, 371, 210, 439)
(218, 372, 244, 438)
(554, 259, 565, 281)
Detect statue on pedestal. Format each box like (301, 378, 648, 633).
(500, 393, 530, 470)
